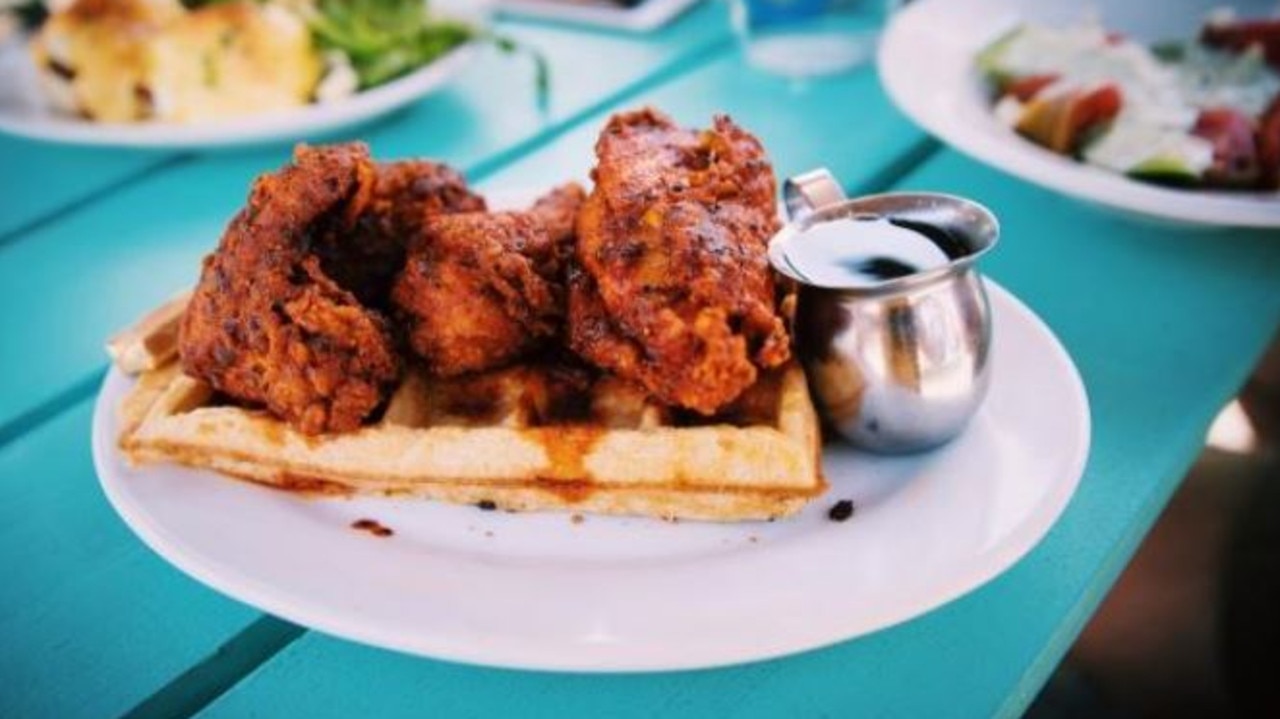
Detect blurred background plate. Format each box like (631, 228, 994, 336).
(0, 36, 477, 150)
(495, 0, 701, 32)
(879, 0, 1280, 228)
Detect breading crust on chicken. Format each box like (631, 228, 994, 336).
(178, 108, 789, 432)
(569, 108, 791, 414)
(392, 183, 586, 377)
(323, 160, 487, 308)
(179, 143, 403, 435)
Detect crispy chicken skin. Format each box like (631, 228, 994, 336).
(179, 143, 401, 435)
(316, 160, 486, 308)
(569, 108, 791, 414)
(392, 183, 586, 377)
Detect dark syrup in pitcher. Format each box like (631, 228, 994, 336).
(775, 214, 967, 288)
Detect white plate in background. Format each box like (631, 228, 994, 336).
(496, 0, 701, 32)
(0, 35, 477, 149)
(879, 0, 1280, 228)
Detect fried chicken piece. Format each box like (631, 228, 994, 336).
(392, 183, 586, 377)
(569, 108, 790, 414)
(179, 143, 401, 435)
(313, 160, 485, 308)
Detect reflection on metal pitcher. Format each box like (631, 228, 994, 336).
(771, 168, 999, 453)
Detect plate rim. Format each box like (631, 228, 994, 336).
(91, 276, 1091, 672)
(495, 0, 702, 32)
(877, 0, 1280, 229)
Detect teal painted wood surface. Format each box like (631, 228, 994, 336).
(0, 7, 732, 435)
(484, 51, 930, 193)
(0, 400, 266, 719)
(193, 152, 1280, 719)
(0, 136, 179, 242)
(0, 3, 1278, 717)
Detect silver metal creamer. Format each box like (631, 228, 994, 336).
(771, 168, 999, 453)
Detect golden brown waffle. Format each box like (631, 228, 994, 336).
(113, 300, 826, 522)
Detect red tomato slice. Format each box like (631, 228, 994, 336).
(1017, 83, 1123, 155)
(1071, 84, 1122, 138)
(1192, 107, 1261, 188)
(1004, 73, 1060, 102)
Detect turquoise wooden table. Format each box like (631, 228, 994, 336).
(2, 4, 1278, 717)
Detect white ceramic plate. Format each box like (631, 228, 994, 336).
(496, 0, 701, 32)
(92, 271, 1089, 671)
(0, 39, 477, 149)
(879, 0, 1280, 228)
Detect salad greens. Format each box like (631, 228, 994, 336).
(9, 0, 47, 29)
(309, 0, 473, 89)
(978, 19, 1280, 191)
(178, 0, 475, 89)
(310, 0, 548, 103)
(177, 0, 548, 105)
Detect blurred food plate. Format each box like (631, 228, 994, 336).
(0, 0, 483, 149)
(879, 0, 1280, 228)
(496, 0, 701, 32)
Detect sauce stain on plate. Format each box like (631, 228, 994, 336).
(351, 518, 394, 538)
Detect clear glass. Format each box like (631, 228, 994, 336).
(730, 0, 903, 78)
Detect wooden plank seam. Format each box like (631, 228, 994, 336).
(0, 366, 105, 453)
(118, 616, 305, 719)
(847, 137, 941, 198)
(465, 37, 734, 183)
(0, 155, 193, 254)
